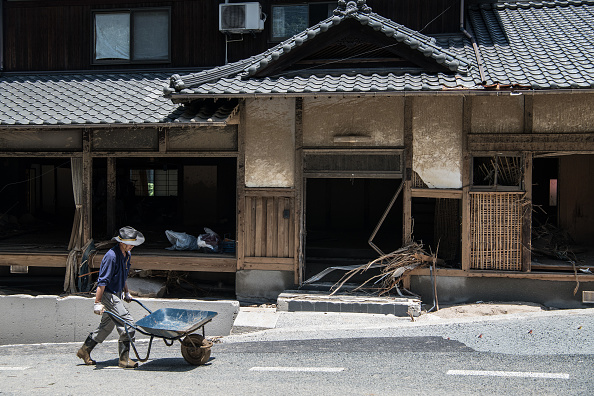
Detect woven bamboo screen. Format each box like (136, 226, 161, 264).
(470, 192, 524, 270)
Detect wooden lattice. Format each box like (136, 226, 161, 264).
(470, 192, 523, 270)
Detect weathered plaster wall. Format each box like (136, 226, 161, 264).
(302, 96, 404, 147)
(470, 95, 524, 134)
(244, 98, 295, 187)
(412, 96, 463, 188)
(533, 93, 594, 133)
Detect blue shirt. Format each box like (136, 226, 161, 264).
(97, 246, 131, 295)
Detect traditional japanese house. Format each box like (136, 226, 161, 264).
(1, 0, 593, 306)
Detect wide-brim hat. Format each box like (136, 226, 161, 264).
(112, 226, 145, 246)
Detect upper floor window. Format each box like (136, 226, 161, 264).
(93, 8, 170, 64)
(271, 2, 336, 41)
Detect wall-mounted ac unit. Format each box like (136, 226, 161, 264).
(219, 2, 265, 34)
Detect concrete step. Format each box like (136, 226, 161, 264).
(277, 290, 421, 317)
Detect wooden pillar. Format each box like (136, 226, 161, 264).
(106, 157, 116, 236)
(461, 96, 472, 271)
(82, 129, 93, 243)
(294, 97, 304, 285)
(403, 96, 413, 245)
(522, 152, 532, 272)
(236, 100, 247, 271)
(158, 127, 167, 153)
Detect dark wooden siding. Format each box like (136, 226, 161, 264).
(4, 0, 461, 72)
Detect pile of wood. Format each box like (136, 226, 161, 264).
(330, 242, 437, 296)
(532, 221, 577, 261)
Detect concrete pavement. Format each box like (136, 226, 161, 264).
(226, 302, 594, 355)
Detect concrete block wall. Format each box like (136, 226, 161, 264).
(0, 295, 239, 345)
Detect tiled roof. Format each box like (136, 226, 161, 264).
(0, 72, 238, 126)
(467, 0, 594, 89)
(167, 0, 594, 97)
(166, 1, 477, 96)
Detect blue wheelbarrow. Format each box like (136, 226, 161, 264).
(105, 299, 217, 366)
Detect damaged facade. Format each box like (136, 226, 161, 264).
(1, 0, 593, 306)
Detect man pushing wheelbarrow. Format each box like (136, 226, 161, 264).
(77, 226, 144, 369)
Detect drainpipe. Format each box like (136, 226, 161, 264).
(459, 0, 486, 84)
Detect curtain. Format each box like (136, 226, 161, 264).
(64, 157, 83, 293)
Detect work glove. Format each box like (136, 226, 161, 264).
(124, 292, 132, 303)
(93, 302, 105, 315)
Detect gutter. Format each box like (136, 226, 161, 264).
(459, 0, 486, 84)
(167, 88, 594, 101)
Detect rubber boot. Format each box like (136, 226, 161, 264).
(118, 341, 138, 369)
(76, 336, 98, 365)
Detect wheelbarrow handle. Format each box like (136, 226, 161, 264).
(129, 298, 153, 314)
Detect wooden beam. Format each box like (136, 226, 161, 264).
(523, 94, 533, 134)
(522, 152, 532, 272)
(130, 256, 236, 272)
(236, 101, 247, 271)
(0, 254, 67, 268)
(468, 133, 594, 152)
(295, 97, 304, 285)
(106, 157, 116, 236)
(461, 96, 472, 271)
(82, 130, 92, 243)
(411, 188, 463, 199)
(403, 96, 413, 245)
(408, 267, 594, 282)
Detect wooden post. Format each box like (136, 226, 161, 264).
(403, 96, 413, 245)
(461, 96, 472, 271)
(82, 129, 93, 243)
(236, 100, 247, 271)
(522, 152, 532, 272)
(106, 157, 116, 236)
(294, 97, 304, 285)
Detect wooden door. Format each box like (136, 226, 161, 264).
(239, 188, 296, 272)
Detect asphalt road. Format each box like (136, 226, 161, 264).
(1, 315, 593, 395)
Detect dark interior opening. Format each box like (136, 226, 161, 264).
(93, 157, 237, 251)
(531, 155, 594, 271)
(0, 157, 74, 247)
(411, 197, 461, 268)
(304, 178, 403, 283)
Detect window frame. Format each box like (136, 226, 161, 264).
(269, 2, 337, 42)
(471, 154, 524, 192)
(91, 7, 172, 65)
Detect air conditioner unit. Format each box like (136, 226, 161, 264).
(219, 2, 265, 34)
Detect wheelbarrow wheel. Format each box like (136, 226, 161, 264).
(180, 334, 212, 365)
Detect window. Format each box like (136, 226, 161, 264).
(93, 8, 170, 64)
(271, 2, 337, 41)
(472, 156, 523, 190)
(130, 169, 178, 197)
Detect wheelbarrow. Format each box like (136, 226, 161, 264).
(104, 299, 217, 366)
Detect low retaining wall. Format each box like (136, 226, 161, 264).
(0, 295, 239, 345)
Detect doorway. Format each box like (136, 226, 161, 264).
(304, 177, 403, 282)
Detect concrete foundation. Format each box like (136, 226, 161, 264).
(410, 275, 594, 309)
(0, 295, 239, 345)
(277, 291, 421, 317)
(235, 270, 294, 303)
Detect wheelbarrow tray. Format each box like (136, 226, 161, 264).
(135, 308, 218, 339)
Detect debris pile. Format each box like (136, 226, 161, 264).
(330, 242, 437, 296)
(531, 221, 577, 262)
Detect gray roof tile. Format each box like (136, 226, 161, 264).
(0, 72, 239, 126)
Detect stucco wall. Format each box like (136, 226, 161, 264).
(302, 96, 404, 147)
(412, 96, 463, 188)
(470, 95, 524, 134)
(533, 93, 594, 133)
(244, 98, 295, 187)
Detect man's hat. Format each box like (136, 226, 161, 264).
(112, 226, 145, 246)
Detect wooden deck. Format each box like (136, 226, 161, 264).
(0, 244, 237, 272)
